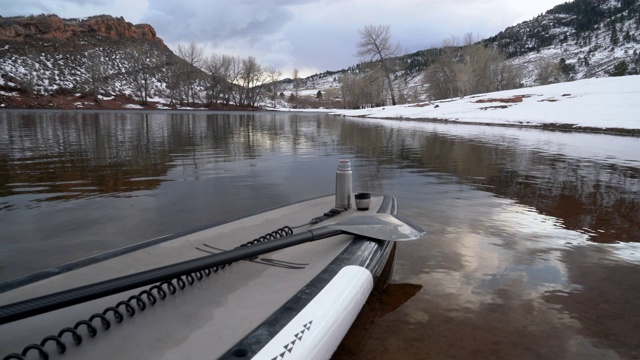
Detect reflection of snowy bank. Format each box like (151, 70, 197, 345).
(334, 75, 640, 131)
(343, 116, 640, 169)
(596, 243, 640, 264)
(497, 201, 640, 265)
(344, 113, 640, 245)
(399, 188, 582, 320)
(376, 118, 639, 244)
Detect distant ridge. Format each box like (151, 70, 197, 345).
(0, 14, 202, 109)
(0, 14, 163, 45)
(283, 0, 640, 100)
(1, 0, 639, 109)
(485, 0, 640, 82)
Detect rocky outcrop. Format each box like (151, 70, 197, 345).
(0, 13, 179, 97)
(0, 14, 163, 45)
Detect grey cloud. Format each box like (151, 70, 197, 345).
(142, 0, 295, 44)
(0, 0, 56, 16)
(0, 0, 111, 16)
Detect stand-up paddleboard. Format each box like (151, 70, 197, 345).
(0, 160, 424, 360)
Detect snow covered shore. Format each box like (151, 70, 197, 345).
(332, 75, 640, 132)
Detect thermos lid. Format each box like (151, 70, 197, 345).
(337, 159, 351, 171)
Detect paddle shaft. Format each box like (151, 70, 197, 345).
(0, 227, 342, 326)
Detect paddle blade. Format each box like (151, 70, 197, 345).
(328, 214, 425, 242)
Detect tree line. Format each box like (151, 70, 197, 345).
(130, 41, 280, 107)
(340, 26, 524, 109)
(16, 40, 281, 108)
(423, 33, 522, 100)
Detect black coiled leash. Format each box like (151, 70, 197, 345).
(2, 226, 293, 360)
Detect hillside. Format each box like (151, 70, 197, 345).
(1, 0, 639, 110)
(285, 0, 640, 101)
(0, 14, 239, 110)
(0, 15, 172, 96)
(488, 0, 640, 84)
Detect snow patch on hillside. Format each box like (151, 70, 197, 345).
(333, 75, 640, 130)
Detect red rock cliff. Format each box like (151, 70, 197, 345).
(0, 14, 164, 45)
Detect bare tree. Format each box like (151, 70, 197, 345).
(339, 72, 362, 109)
(86, 50, 105, 97)
(177, 42, 204, 105)
(21, 47, 37, 93)
(492, 61, 523, 91)
(223, 55, 240, 105)
(164, 54, 183, 106)
(265, 67, 282, 108)
(424, 33, 522, 100)
(208, 54, 239, 106)
(227, 56, 244, 106)
(423, 37, 459, 100)
(454, 33, 496, 97)
(292, 68, 301, 96)
(223, 56, 265, 107)
(203, 53, 227, 107)
(340, 70, 385, 109)
(199, 53, 271, 108)
(463, 34, 523, 95)
(129, 42, 158, 105)
(240, 56, 265, 106)
(535, 58, 562, 85)
(356, 24, 400, 105)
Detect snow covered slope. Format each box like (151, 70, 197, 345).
(285, 0, 640, 102)
(491, 0, 640, 85)
(333, 75, 640, 131)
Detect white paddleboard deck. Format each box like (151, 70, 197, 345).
(0, 194, 397, 359)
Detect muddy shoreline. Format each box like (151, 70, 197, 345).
(0, 90, 261, 112)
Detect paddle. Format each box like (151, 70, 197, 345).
(0, 213, 424, 326)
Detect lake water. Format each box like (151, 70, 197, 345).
(1, 110, 639, 359)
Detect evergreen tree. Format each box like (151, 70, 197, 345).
(610, 60, 628, 76)
(610, 22, 619, 45)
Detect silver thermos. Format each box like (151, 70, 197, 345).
(335, 159, 352, 210)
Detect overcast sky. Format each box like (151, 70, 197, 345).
(2, 0, 567, 77)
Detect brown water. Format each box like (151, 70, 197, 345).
(1, 110, 639, 359)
